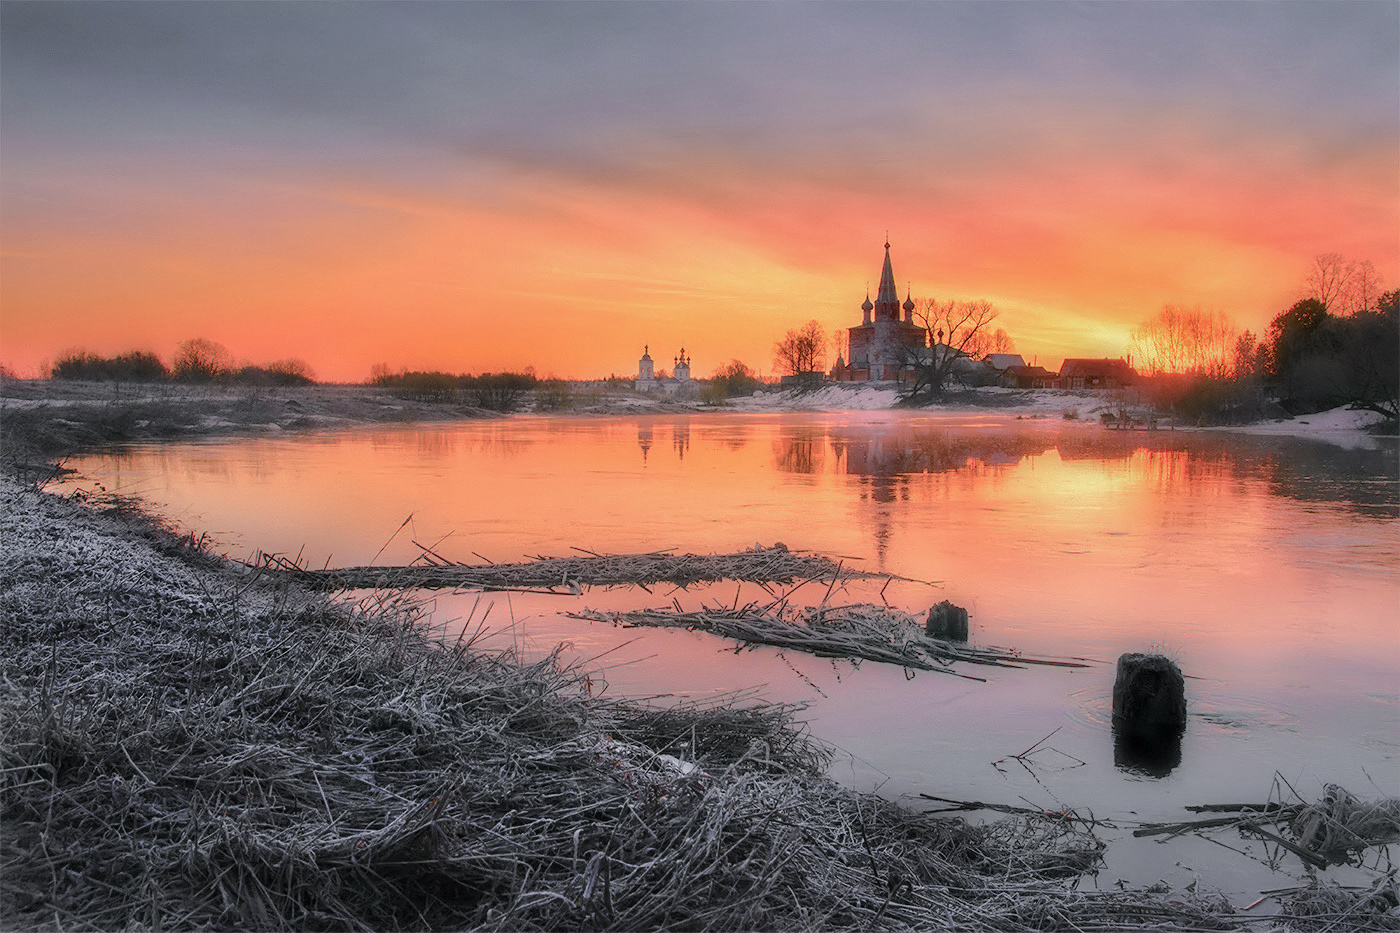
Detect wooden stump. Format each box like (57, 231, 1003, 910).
(1112, 653, 1187, 734)
(925, 600, 969, 641)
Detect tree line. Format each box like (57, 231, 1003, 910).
(367, 365, 544, 412)
(1130, 253, 1397, 422)
(50, 338, 315, 386)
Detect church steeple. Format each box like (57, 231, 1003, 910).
(875, 241, 900, 320)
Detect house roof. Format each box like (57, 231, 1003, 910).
(984, 353, 1026, 371)
(1002, 364, 1057, 380)
(1059, 358, 1138, 380)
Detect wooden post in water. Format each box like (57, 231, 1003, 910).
(926, 600, 969, 641)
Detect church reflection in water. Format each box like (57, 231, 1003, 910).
(635, 419, 690, 465)
(774, 423, 1064, 566)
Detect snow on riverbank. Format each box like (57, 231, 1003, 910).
(722, 384, 1395, 448)
(726, 383, 1117, 419)
(1203, 405, 1396, 449)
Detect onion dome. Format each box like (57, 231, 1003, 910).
(861, 292, 874, 313)
(903, 289, 915, 314)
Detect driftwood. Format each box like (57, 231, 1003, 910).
(570, 601, 1094, 679)
(1134, 783, 1400, 869)
(257, 543, 878, 593)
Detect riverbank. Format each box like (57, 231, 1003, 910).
(5, 378, 1391, 465)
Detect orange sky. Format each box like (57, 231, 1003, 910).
(2, 3, 1396, 381)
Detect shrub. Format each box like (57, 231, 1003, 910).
(172, 338, 233, 383)
(535, 379, 573, 411)
(51, 349, 170, 382)
(464, 372, 536, 412)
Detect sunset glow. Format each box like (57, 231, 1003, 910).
(2, 2, 1396, 381)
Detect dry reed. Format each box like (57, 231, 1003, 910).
(263, 543, 868, 593)
(1135, 782, 1399, 870)
(4, 476, 1251, 931)
(571, 602, 1092, 679)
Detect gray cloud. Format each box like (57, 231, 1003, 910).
(2, 2, 1395, 200)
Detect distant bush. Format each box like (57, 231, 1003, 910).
(534, 379, 573, 411)
(231, 358, 315, 387)
(381, 371, 460, 402)
(1142, 373, 1269, 425)
(172, 338, 234, 383)
(367, 368, 539, 408)
(51, 349, 170, 382)
(464, 372, 537, 412)
(708, 360, 762, 400)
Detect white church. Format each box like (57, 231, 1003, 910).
(635, 345, 694, 396)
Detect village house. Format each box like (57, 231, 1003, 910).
(1059, 358, 1138, 390)
(983, 353, 1026, 374)
(1000, 364, 1059, 389)
(830, 241, 927, 382)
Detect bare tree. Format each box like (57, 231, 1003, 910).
(1305, 253, 1390, 316)
(1129, 305, 1237, 379)
(773, 320, 827, 379)
(1339, 259, 1385, 316)
(964, 327, 1015, 360)
(901, 298, 998, 401)
(172, 338, 233, 382)
(830, 330, 849, 366)
(1304, 253, 1353, 311)
(265, 358, 315, 385)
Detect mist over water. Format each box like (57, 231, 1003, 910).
(66, 412, 1399, 894)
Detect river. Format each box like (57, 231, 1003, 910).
(63, 410, 1400, 897)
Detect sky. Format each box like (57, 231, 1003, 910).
(2, 1, 1396, 382)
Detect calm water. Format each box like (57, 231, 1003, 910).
(65, 412, 1400, 896)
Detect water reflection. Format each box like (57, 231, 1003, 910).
(770, 422, 1397, 522)
(672, 422, 690, 461)
(1112, 723, 1183, 778)
(773, 428, 825, 475)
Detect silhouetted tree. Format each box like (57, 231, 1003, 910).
(464, 372, 536, 411)
(1233, 331, 1263, 380)
(708, 359, 761, 398)
(51, 349, 169, 382)
(965, 327, 1015, 360)
(1303, 253, 1387, 315)
(901, 298, 998, 401)
(1339, 292, 1399, 419)
(1130, 305, 1237, 379)
(1303, 253, 1354, 312)
(172, 338, 233, 382)
(1263, 293, 1397, 417)
(773, 321, 827, 380)
(1264, 299, 1331, 388)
